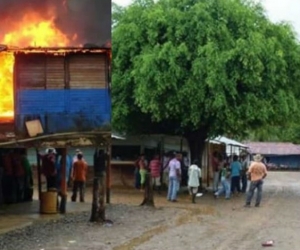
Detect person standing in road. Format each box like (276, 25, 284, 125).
(214, 163, 231, 199)
(167, 153, 181, 202)
(134, 155, 141, 190)
(245, 154, 267, 207)
(230, 155, 242, 195)
(71, 149, 87, 186)
(41, 148, 57, 191)
(212, 151, 220, 192)
(188, 159, 201, 203)
(240, 154, 249, 193)
(149, 154, 162, 193)
(139, 154, 147, 191)
(162, 153, 171, 188)
(71, 153, 88, 202)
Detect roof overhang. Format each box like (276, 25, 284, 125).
(208, 136, 248, 148)
(111, 133, 125, 140)
(0, 44, 110, 54)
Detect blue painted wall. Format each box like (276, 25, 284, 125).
(15, 89, 111, 134)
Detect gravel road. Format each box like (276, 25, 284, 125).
(0, 172, 299, 250)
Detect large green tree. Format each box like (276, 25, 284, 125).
(112, 0, 300, 160)
(244, 123, 300, 143)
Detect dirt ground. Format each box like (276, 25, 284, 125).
(113, 171, 300, 250)
(1, 171, 300, 250)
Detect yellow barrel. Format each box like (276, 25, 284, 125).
(40, 190, 58, 214)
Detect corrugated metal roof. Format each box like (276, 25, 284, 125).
(0, 44, 110, 53)
(209, 136, 248, 148)
(244, 142, 300, 155)
(111, 133, 125, 140)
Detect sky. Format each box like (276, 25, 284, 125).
(113, 0, 300, 36)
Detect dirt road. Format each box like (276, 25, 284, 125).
(1, 172, 300, 250)
(133, 172, 300, 250)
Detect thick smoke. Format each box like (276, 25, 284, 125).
(0, 0, 111, 47)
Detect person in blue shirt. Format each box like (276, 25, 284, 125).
(230, 155, 241, 195)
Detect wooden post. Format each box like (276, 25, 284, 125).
(90, 173, 106, 222)
(90, 148, 106, 222)
(98, 173, 106, 220)
(36, 148, 42, 200)
(59, 147, 67, 214)
(90, 177, 100, 222)
(106, 145, 111, 204)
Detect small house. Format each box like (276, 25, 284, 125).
(0, 46, 111, 142)
(245, 142, 300, 170)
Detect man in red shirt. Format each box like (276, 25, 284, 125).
(149, 154, 162, 193)
(71, 153, 88, 202)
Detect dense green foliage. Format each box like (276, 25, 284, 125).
(112, 0, 300, 157)
(244, 123, 300, 143)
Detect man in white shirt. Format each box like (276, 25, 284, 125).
(167, 153, 181, 202)
(188, 159, 201, 203)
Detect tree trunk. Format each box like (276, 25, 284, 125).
(185, 129, 208, 193)
(140, 173, 155, 206)
(90, 177, 99, 222)
(98, 174, 106, 220)
(185, 129, 208, 167)
(90, 174, 106, 222)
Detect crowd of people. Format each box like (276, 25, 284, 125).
(134, 150, 268, 207)
(0, 149, 33, 205)
(134, 151, 202, 203)
(40, 148, 88, 203)
(0, 146, 267, 208)
(0, 147, 89, 207)
(134, 152, 189, 190)
(211, 151, 267, 205)
(212, 152, 249, 198)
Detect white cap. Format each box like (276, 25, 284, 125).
(45, 148, 57, 154)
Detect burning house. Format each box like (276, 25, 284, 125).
(0, 0, 111, 144)
(0, 46, 111, 141)
(0, 0, 111, 212)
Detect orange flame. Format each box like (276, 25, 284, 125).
(3, 12, 70, 47)
(0, 53, 14, 120)
(0, 10, 75, 121)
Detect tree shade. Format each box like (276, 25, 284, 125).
(112, 0, 300, 160)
